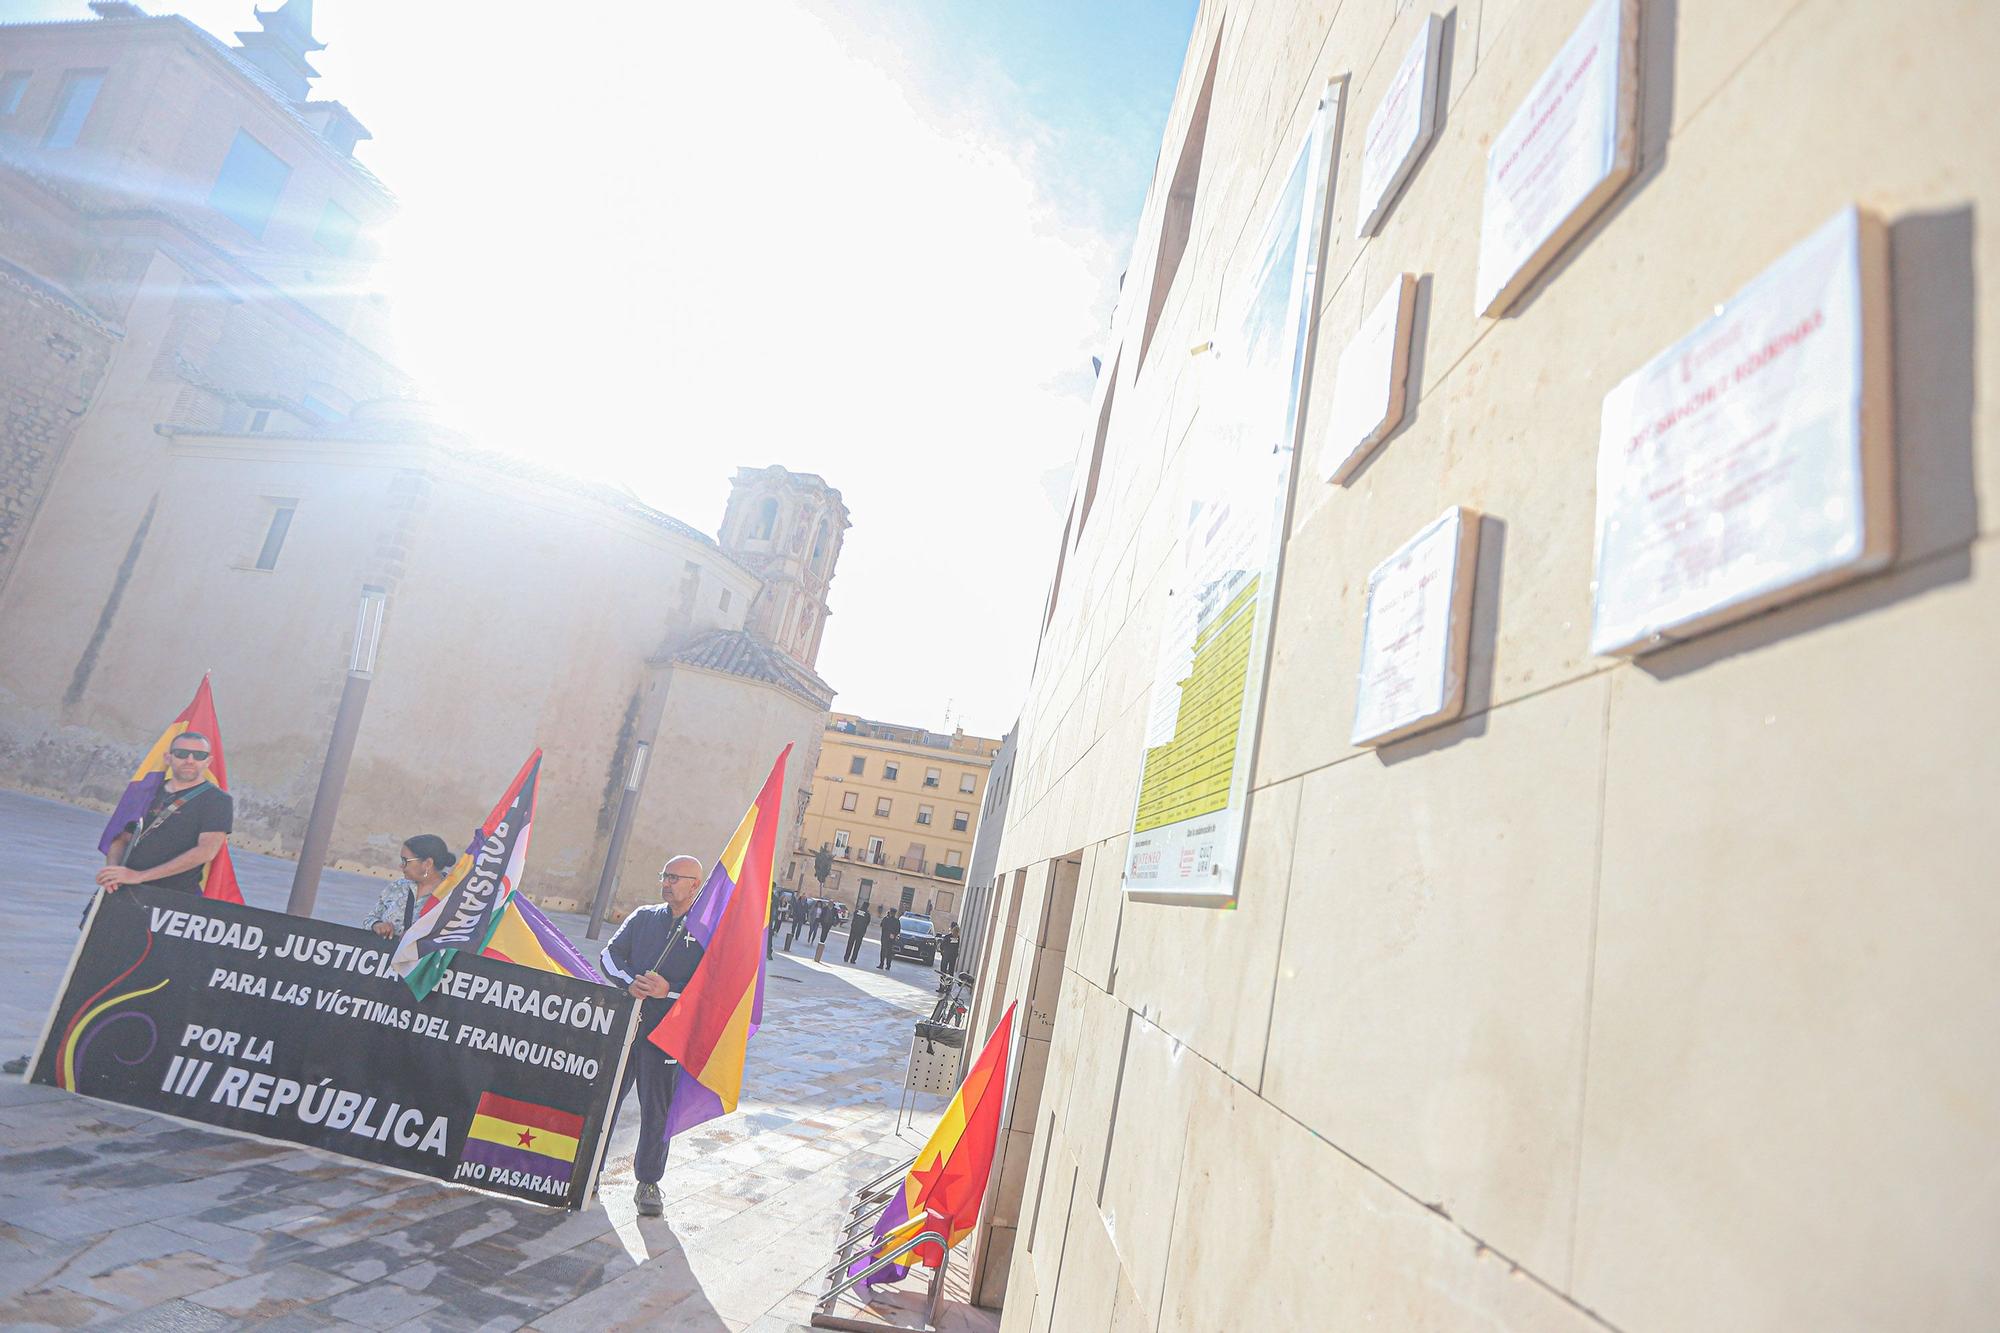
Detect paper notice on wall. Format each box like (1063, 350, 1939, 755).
(1124, 85, 1341, 905)
(1475, 0, 1636, 316)
(1352, 507, 1480, 746)
(1356, 15, 1442, 238)
(1590, 207, 1893, 656)
(1322, 273, 1417, 484)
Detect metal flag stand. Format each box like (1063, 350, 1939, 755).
(810, 1154, 954, 1332)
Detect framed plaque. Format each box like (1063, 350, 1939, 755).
(1351, 506, 1482, 746)
(1475, 0, 1638, 317)
(1322, 272, 1418, 484)
(1590, 207, 1894, 656)
(1356, 14, 1443, 238)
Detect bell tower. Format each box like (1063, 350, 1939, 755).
(719, 466, 848, 669)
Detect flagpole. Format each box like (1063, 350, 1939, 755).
(287, 585, 387, 917)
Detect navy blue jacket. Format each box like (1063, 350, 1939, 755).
(599, 904, 705, 1031)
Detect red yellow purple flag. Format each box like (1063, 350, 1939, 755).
(97, 675, 241, 904)
(852, 1001, 1017, 1286)
(647, 745, 788, 1137)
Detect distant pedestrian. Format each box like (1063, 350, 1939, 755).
(876, 907, 902, 971)
(767, 887, 780, 959)
(938, 921, 961, 976)
(786, 893, 810, 950)
(815, 899, 835, 944)
(842, 902, 871, 963)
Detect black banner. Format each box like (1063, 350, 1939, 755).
(29, 885, 636, 1210)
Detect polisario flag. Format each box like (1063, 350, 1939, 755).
(391, 751, 542, 999)
(97, 675, 242, 904)
(647, 745, 788, 1138)
(852, 1001, 1017, 1286)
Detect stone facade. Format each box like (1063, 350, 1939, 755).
(967, 1, 2000, 1330)
(0, 6, 845, 925)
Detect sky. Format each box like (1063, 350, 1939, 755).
(15, 0, 1198, 737)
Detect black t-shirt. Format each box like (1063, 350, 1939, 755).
(125, 783, 232, 894)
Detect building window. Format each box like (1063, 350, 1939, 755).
(42, 69, 104, 148)
(952, 811, 969, 832)
(841, 791, 857, 812)
(946, 850, 963, 868)
(883, 761, 899, 782)
(300, 391, 341, 423)
(680, 560, 701, 614)
(923, 767, 941, 788)
(254, 503, 296, 571)
(750, 496, 778, 539)
(811, 520, 830, 570)
(856, 878, 873, 906)
(916, 805, 933, 826)
(875, 798, 892, 818)
(899, 886, 917, 911)
(832, 830, 849, 851)
(848, 756, 865, 776)
(867, 836, 885, 861)
(0, 72, 30, 117)
(959, 773, 976, 793)
(209, 130, 292, 238)
(248, 408, 271, 432)
(718, 588, 731, 612)
(313, 200, 358, 255)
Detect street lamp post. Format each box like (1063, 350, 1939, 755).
(287, 585, 386, 917)
(586, 737, 652, 940)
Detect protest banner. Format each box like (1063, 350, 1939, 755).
(27, 884, 636, 1210)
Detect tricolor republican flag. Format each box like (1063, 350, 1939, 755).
(647, 745, 788, 1139)
(98, 675, 242, 904)
(391, 751, 543, 999)
(852, 1002, 1017, 1286)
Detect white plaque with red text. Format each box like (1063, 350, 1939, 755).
(1352, 506, 1482, 747)
(1356, 15, 1443, 238)
(1475, 0, 1637, 316)
(1323, 272, 1418, 484)
(1590, 207, 1894, 656)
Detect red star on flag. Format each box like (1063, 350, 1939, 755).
(517, 1129, 536, 1148)
(911, 1154, 948, 1200)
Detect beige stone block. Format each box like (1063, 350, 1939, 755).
(987, 1126, 1036, 1232)
(1043, 1180, 1121, 1333)
(1159, 1079, 1609, 1333)
(1005, 1035, 1051, 1133)
(1573, 544, 2000, 1332)
(1095, 1013, 1206, 1321)
(1025, 1148, 1078, 1306)
(974, 1222, 1016, 1313)
(1058, 982, 1132, 1200)
(996, 1243, 1036, 1333)
(1024, 947, 1064, 1045)
(1070, 833, 1128, 991)
(1111, 778, 1303, 1087)
(1263, 677, 1608, 1280)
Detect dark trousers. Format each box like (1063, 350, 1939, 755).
(878, 936, 895, 970)
(940, 945, 959, 975)
(843, 928, 867, 962)
(612, 1041, 680, 1185)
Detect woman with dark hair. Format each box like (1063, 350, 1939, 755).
(364, 833, 457, 938)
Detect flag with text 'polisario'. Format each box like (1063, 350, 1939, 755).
(647, 745, 788, 1139)
(391, 751, 542, 1000)
(98, 675, 242, 904)
(413, 864, 601, 985)
(852, 1002, 1016, 1287)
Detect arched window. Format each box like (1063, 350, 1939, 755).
(811, 520, 830, 570)
(750, 497, 778, 540)
(797, 606, 814, 644)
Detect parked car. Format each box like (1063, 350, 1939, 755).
(892, 913, 937, 965)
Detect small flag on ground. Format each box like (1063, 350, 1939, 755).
(852, 1002, 1017, 1287)
(98, 675, 242, 904)
(459, 1091, 583, 1185)
(648, 745, 788, 1139)
(391, 751, 542, 999)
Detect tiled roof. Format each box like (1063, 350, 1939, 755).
(671, 630, 835, 710)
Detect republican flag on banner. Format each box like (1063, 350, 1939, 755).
(852, 1002, 1017, 1287)
(647, 745, 788, 1139)
(391, 751, 542, 999)
(97, 675, 242, 904)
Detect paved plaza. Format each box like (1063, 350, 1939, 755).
(0, 790, 992, 1331)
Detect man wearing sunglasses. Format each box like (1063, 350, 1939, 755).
(598, 854, 707, 1218)
(97, 731, 233, 896)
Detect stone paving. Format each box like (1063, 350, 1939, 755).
(0, 790, 997, 1332)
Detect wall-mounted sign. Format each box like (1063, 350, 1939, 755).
(1475, 0, 1638, 316)
(1591, 207, 1894, 656)
(1123, 85, 1342, 905)
(1322, 272, 1418, 484)
(1356, 15, 1443, 238)
(1352, 506, 1482, 746)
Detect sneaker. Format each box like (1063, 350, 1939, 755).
(634, 1181, 663, 1217)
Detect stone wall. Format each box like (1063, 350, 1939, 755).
(0, 265, 116, 601)
(976, 1, 1999, 1330)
